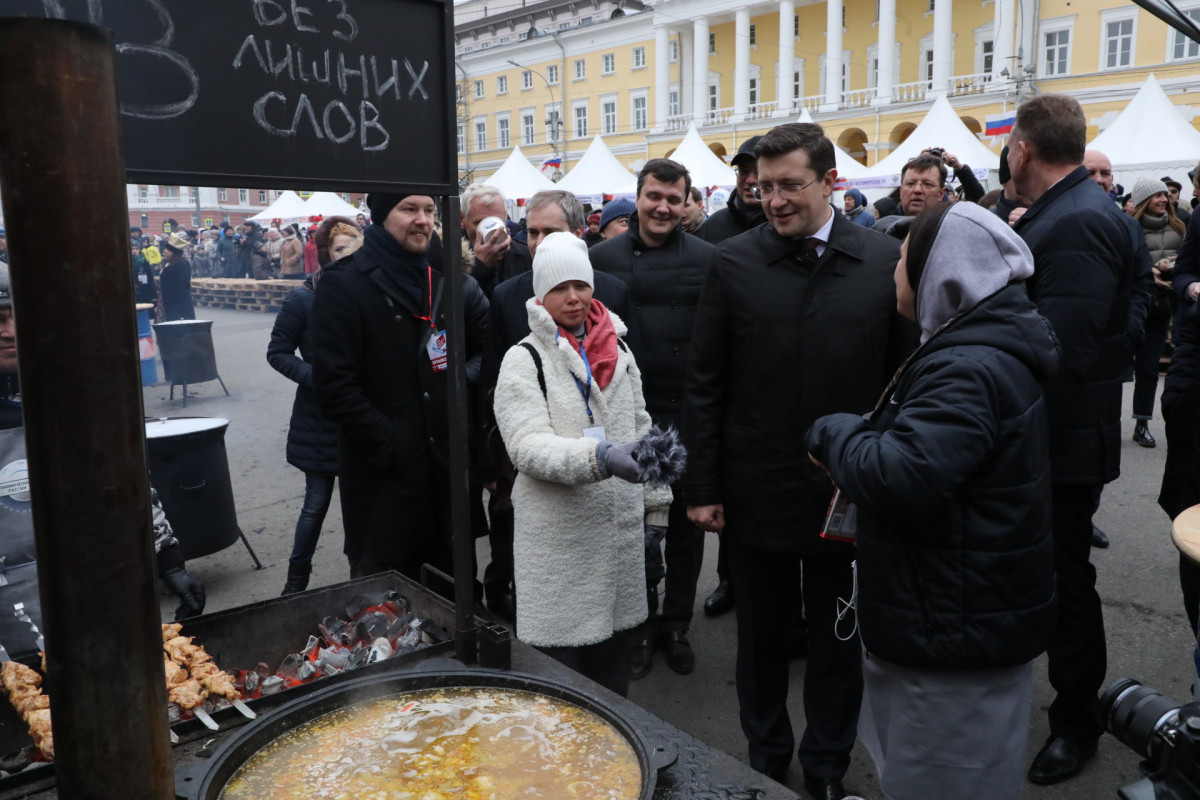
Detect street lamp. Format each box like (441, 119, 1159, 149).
(508, 58, 564, 180)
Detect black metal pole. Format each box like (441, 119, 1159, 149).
(442, 196, 477, 665)
(0, 19, 174, 798)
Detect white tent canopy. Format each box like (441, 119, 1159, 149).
(304, 191, 363, 218)
(482, 145, 556, 201)
(247, 190, 310, 222)
(859, 95, 999, 187)
(1088, 73, 1200, 187)
(797, 108, 868, 181)
(668, 124, 737, 188)
(556, 135, 638, 202)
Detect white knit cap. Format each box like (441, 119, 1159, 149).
(533, 231, 593, 301)
(1131, 177, 1168, 210)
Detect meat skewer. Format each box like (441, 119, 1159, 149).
(0, 661, 53, 760)
(190, 662, 256, 719)
(162, 630, 254, 720)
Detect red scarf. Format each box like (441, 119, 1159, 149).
(558, 300, 619, 389)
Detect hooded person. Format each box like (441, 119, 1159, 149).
(842, 188, 874, 228)
(806, 201, 1059, 800)
(492, 231, 676, 697)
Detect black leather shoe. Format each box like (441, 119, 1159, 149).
(662, 628, 695, 674)
(1028, 736, 1098, 785)
(802, 774, 848, 800)
(630, 636, 654, 680)
(703, 580, 735, 617)
(1134, 420, 1157, 448)
(1091, 525, 1109, 549)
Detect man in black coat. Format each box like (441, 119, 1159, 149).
(684, 123, 916, 799)
(311, 193, 489, 581)
(476, 189, 634, 620)
(1008, 94, 1143, 786)
(590, 159, 716, 680)
(700, 135, 766, 244)
(461, 183, 532, 299)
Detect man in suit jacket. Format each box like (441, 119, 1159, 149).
(1009, 94, 1144, 787)
(684, 123, 917, 800)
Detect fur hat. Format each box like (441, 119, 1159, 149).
(162, 233, 190, 253)
(1131, 177, 1169, 210)
(532, 231, 593, 302)
(598, 198, 635, 234)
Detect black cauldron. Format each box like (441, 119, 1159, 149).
(174, 664, 676, 800)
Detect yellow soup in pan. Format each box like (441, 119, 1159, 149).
(220, 687, 642, 799)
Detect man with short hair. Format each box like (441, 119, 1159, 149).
(477, 190, 634, 619)
(682, 186, 707, 234)
(876, 150, 985, 233)
(684, 122, 916, 798)
(460, 183, 531, 298)
(1164, 176, 1191, 222)
(1008, 94, 1143, 787)
(591, 159, 716, 680)
(312, 193, 490, 582)
(701, 135, 765, 243)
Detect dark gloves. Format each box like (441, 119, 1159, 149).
(644, 524, 667, 588)
(596, 426, 688, 487)
(162, 567, 206, 621)
(596, 440, 644, 483)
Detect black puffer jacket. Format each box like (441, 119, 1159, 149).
(1160, 304, 1200, 519)
(807, 285, 1059, 668)
(698, 192, 766, 244)
(589, 212, 715, 429)
(266, 276, 338, 476)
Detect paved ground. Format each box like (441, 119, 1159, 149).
(149, 305, 1195, 799)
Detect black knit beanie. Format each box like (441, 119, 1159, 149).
(367, 193, 411, 225)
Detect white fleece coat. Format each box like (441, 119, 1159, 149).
(494, 299, 673, 647)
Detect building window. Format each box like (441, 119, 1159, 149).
(924, 49, 935, 84)
(558, 21, 569, 29)
(497, 75, 508, 94)
(603, 53, 615, 74)
(474, 80, 484, 98)
(218, 188, 227, 202)
(573, 102, 588, 138)
(981, 40, 994, 75)
(632, 94, 648, 130)
(575, 59, 586, 79)
(875, 0, 880, 22)
(499, 36, 509, 43)
(669, 89, 680, 117)
(1103, 17, 1134, 69)
(475, 119, 487, 151)
(522, 70, 533, 89)
(522, 111, 536, 144)
(138, 185, 148, 199)
(456, 84, 462, 103)
(1171, 8, 1200, 60)
(341, 193, 351, 203)
(457, 124, 465, 153)
(749, 77, 759, 108)
(749, 24, 756, 46)
(602, 98, 617, 134)
(633, 47, 646, 68)
(498, 116, 510, 148)
(709, 32, 716, 54)
(547, 64, 559, 84)
(794, 14, 799, 36)
(580, 16, 592, 25)
(481, 42, 490, 49)
(258, 190, 267, 203)
(239, 189, 248, 204)
(191, 214, 199, 227)
(161, 185, 179, 198)
(708, 84, 718, 111)
(1043, 28, 1070, 76)
(140, 214, 149, 228)
(669, 40, 678, 62)
(842, 5, 846, 27)
(928, 0, 935, 10)
(794, 70, 802, 102)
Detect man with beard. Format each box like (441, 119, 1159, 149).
(311, 193, 489, 581)
(590, 159, 716, 680)
(701, 136, 766, 243)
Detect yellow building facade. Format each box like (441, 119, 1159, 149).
(455, 0, 1200, 186)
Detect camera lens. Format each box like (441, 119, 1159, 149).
(1101, 678, 1181, 759)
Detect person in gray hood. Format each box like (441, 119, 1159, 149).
(806, 201, 1060, 800)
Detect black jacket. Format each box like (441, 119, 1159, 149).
(1172, 203, 1200, 303)
(699, 193, 767, 244)
(1013, 166, 1143, 485)
(682, 209, 918, 553)
(1160, 304, 1200, 519)
(807, 285, 1058, 668)
(467, 236, 532, 299)
(589, 213, 716, 429)
(159, 254, 195, 321)
(311, 246, 489, 565)
(266, 277, 339, 476)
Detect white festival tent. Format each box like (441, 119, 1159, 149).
(482, 145, 556, 201)
(555, 135, 638, 203)
(612, 124, 737, 199)
(247, 190, 310, 222)
(304, 191, 364, 218)
(1087, 73, 1200, 189)
(856, 95, 1000, 192)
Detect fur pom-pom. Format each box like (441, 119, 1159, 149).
(631, 425, 687, 488)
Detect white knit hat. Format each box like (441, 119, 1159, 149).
(1131, 177, 1168, 210)
(533, 231, 593, 301)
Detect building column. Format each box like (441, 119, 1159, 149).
(654, 24, 670, 131)
(875, 0, 896, 104)
(734, 8, 750, 121)
(777, 0, 795, 116)
(822, 0, 843, 111)
(992, 0, 1014, 83)
(930, 0, 952, 95)
(692, 17, 709, 126)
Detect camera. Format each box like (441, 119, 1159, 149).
(1100, 678, 1200, 799)
(929, 147, 944, 160)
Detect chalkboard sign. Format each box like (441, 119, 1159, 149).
(0, 0, 455, 194)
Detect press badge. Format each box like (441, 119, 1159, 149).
(426, 330, 448, 372)
(821, 488, 858, 543)
(582, 426, 607, 442)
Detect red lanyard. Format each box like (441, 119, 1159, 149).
(411, 266, 437, 331)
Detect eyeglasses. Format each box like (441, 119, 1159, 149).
(753, 177, 821, 200)
(901, 180, 941, 192)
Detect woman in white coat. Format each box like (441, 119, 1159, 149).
(494, 232, 673, 696)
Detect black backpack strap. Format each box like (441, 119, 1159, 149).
(519, 342, 547, 399)
(616, 338, 629, 353)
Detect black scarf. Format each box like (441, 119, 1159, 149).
(361, 224, 430, 311)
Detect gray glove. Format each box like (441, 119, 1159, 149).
(596, 440, 646, 484)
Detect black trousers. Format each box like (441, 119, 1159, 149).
(646, 496, 705, 634)
(1133, 311, 1171, 418)
(727, 538, 861, 782)
(538, 629, 636, 697)
(483, 497, 514, 606)
(1046, 482, 1107, 741)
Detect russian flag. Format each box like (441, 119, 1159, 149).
(541, 157, 562, 168)
(984, 112, 1016, 137)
